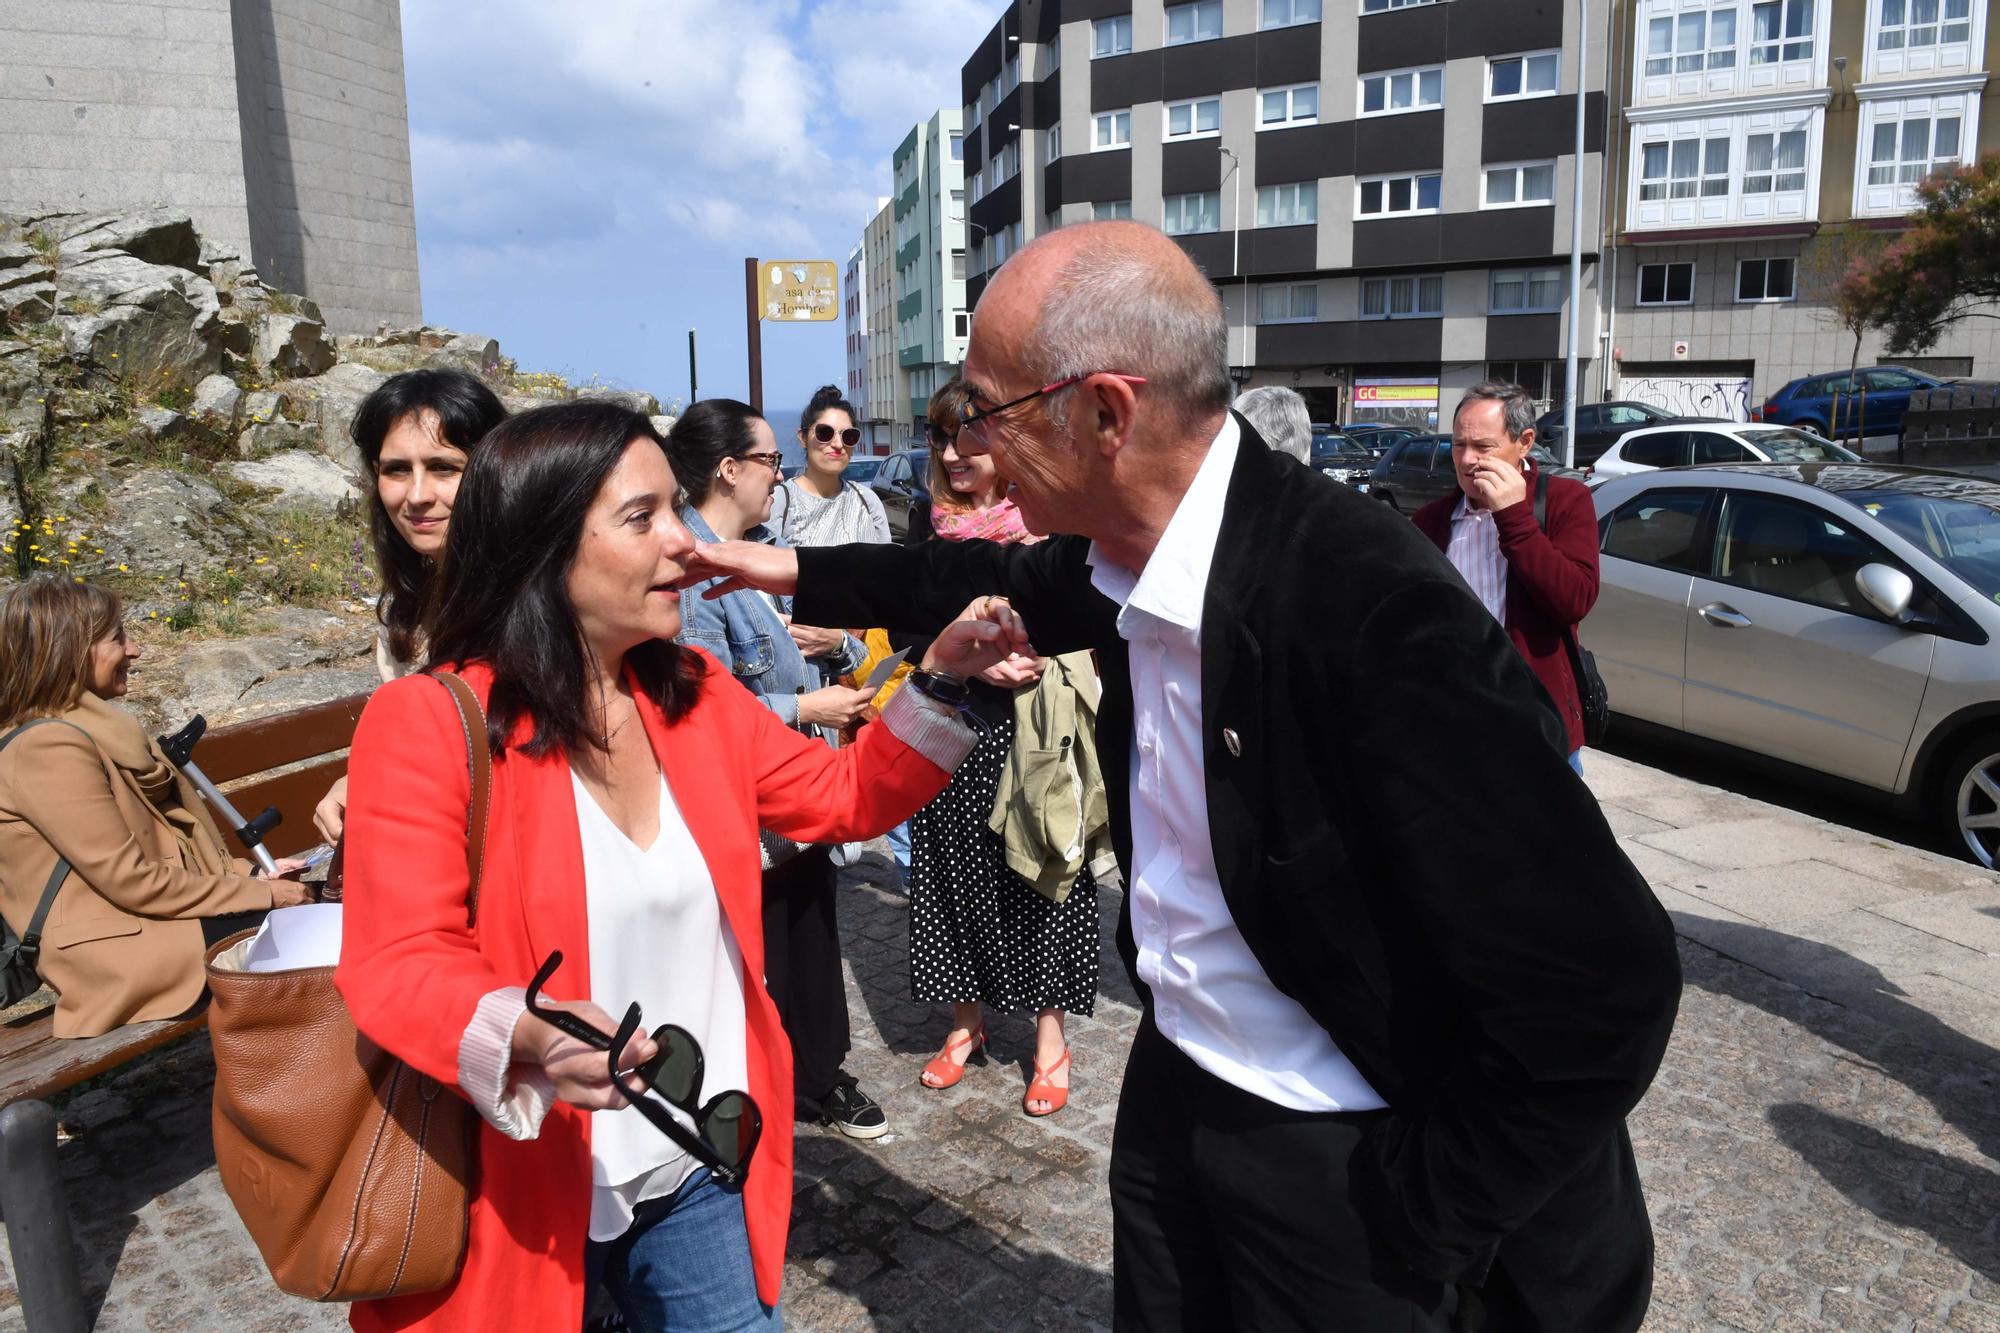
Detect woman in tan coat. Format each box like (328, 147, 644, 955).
(0, 578, 310, 1037)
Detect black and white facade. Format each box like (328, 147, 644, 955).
(958, 0, 1609, 426)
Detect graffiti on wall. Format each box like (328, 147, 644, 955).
(1618, 376, 1753, 422)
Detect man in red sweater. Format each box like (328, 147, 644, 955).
(1412, 379, 1600, 772)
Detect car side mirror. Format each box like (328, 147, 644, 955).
(1856, 563, 1916, 624)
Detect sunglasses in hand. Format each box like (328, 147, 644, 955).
(523, 950, 763, 1189)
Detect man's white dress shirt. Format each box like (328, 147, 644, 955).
(1087, 414, 1385, 1113)
(1446, 496, 1510, 626)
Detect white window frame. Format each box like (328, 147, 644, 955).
(1483, 160, 1558, 209)
(1256, 181, 1319, 227)
(1092, 15, 1134, 58)
(1362, 0, 1443, 11)
(1742, 127, 1808, 193)
(1257, 282, 1320, 324)
(1261, 0, 1323, 28)
(1093, 199, 1134, 221)
(1487, 50, 1562, 101)
(1638, 134, 1732, 201)
(1876, 0, 1976, 49)
(1356, 172, 1443, 218)
(1749, 0, 1815, 65)
(1093, 109, 1132, 151)
(1165, 0, 1224, 45)
(1637, 261, 1697, 306)
(949, 133, 964, 161)
(1643, 9, 1740, 78)
(1359, 64, 1445, 117)
(1857, 89, 1978, 214)
(1259, 83, 1321, 130)
(1046, 123, 1062, 163)
(1360, 274, 1444, 319)
(1489, 267, 1565, 313)
(1164, 97, 1223, 142)
(1162, 190, 1222, 236)
(1735, 256, 1797, 302)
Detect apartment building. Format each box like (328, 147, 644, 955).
(844, 237, 872, 441)
(957, 0, 1610, 426)
(892, 111, 972, 434)
(1608, 0, 1998, 417)
(863, 198, 905, 452)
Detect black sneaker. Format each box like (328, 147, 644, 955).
(818, 1071, 888, 1140)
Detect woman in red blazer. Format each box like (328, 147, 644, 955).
(1410, 382, 1601, 764)
(335, 402, 1021, 1333)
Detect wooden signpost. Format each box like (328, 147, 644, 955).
(743, 258, 838, 412)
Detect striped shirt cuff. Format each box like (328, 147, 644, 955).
(458, 986, 555, 1141)
(879, 677, 978, 771)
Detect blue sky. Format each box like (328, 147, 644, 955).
(400, 0, 1003, 421)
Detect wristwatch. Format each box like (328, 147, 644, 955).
(907, 669, 973, 710)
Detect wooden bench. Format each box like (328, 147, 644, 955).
(0, 694, 369, 1332)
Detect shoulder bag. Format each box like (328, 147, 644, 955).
(1534, 472, 1611, 747)
(205, 672, 491, 1301)
(0, 719, 87, 1007)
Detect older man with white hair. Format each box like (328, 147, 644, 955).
(1231, 385, 1312, 463)
(687, 221, 1680, 1332)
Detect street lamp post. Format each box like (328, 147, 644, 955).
(1220, 145, 1244, 380)
(1561, 0, 1589, 468)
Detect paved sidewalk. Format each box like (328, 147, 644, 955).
(7, 751, 2000, 1330)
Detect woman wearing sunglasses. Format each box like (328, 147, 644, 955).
(666, 399, 891, 1143)
(769, 385, 890, 547)
(334, 401, 1020, 1333)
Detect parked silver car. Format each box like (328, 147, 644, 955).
(1587, 463, 2000, 866)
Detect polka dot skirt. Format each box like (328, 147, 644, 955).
(908, 717, 1100, 1015)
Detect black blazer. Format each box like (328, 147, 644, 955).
(794, 418, 1681, 1330)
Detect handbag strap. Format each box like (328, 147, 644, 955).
(431, 673, 492, 928)
(0, 719, 90, 959)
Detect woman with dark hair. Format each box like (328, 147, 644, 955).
(313, 369, 508, 843)
(769, 385, 889, 547)
(0, 579, 310, 1038)
(906, 379, 1104, 1118)
(667, 399, 887, 1142)
(335, 401, 1018, 1332)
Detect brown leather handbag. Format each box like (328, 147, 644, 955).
(205, 672, 492, 1301)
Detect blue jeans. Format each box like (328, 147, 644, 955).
(1568, 749, 1584, 777)
(584, 1169, 780, 1332)
(886, 820, 911, 881)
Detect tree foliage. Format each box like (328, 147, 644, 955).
(1840, 152, 2000, 354)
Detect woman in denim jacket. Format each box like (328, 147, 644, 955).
(667, 399, 892, 1140)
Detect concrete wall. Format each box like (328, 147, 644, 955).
(0, 0, 422, 334)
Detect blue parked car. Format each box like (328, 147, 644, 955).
(1754, 366, 1945, 440)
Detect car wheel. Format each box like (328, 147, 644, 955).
(1798, 419, 1827, 438)
(1941, 731, 2000, 869)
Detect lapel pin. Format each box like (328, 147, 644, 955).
(1223, 728, 1242, 758)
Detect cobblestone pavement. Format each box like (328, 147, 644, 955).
(8, 755, 2000, 1331)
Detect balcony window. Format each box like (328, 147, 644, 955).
(949, 133, 964, 161)
(1878, 0, 1973, 48)
(1645, 9, 1738, 77)
(1163, 191, 1222, 235)
(1490, 267, 1564, 313)
(1361, 275, 1443, 318)
(1258, 283, 1319, 324)
(1093, 15, 1133, 58)
(1261, 0, 1322, 27)
(1094, 109, 1132, 151)
(1362, 0, 1442, 10)
(1261, 83, 1320, 129)
(1165, 97, 1222, 141)
(1484, 161, 1557, 208)
(1639, 136, 1731, 200)
(1046, 124, 1062, 163)
(1489, 51, 1562, 99)
(1256, 181, 1318, 227)
(1744, 129, 1808, 192)
(1357, 172, 1442, 217)
(1868, 112, 1962, 186)
(1166, 0, 1223, 44)
(1093, 199, 1134, 220)
(1750, 0, 1814, 64)
(1361, 66, 1444, 116)
(1736, 257, 1796, 301)
(1637, 261, 1696, 306)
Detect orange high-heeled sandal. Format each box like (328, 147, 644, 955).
(920, 1022, 987, 1089)
(1023, 1046, 1070, 1117)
